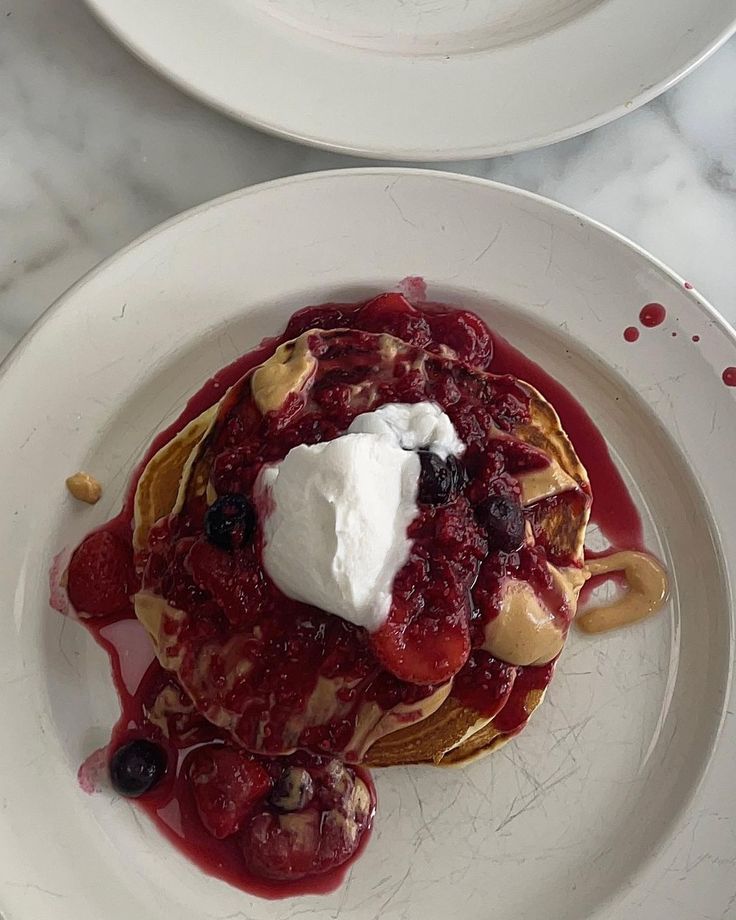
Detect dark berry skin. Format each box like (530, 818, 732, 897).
(417, 452, 465, 505)
(269, 766, 315, 812)
(476, 495, 525, 552)
(109, 739, 167, 798)
(204, 493, 256, 551)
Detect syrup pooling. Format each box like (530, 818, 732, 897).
(57, 289, 666, 898)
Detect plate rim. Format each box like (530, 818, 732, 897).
(81, 0, 736, 160)
(3, 168, 735, 384)
(1, 168, 735, 919)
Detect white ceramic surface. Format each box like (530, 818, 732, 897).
(3, 3, 736, 362)
(0, 169, 735, 919)
(82, 0, 736, 159)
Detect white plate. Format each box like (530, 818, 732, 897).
(1, 169, 735, 920)
(83, 0, 736, 159)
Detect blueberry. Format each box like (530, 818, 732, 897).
(476, 495, 525, 552)
(417, 452, 465, 505)
(204, 493, 256, 550)
(109, 739, 167, 798)
(269, 766, 314, 812)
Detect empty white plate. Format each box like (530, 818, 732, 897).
(84, 0, 736, 158)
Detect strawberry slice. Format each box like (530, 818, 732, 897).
(426, 309, 493, 368)
(356, 293, 431, 347)
(66, 530, 134, 617)
(369, 597, 470, 685)
(187, 745, 272, 840)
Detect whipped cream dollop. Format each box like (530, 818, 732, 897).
(348, 402, 464, 460)
(258, 402, 464, 632)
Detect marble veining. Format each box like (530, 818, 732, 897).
(0, 0, 735, 362)
(1, 5, 736, 919)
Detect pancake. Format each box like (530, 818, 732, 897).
(133, 328, 590, 767)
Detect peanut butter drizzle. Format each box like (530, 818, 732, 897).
(251, 333, 317, 415)
(577, 551, 668, 634)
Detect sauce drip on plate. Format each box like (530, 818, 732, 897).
(639, 303, 667, 328)
(53, 289, 668, 896)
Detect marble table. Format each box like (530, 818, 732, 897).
(1, 0, 735, 363)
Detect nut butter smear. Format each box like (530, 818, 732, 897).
(577, 551, 669, 634)
(251, 333, 317, 414)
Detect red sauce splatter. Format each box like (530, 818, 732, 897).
(684, 282, 693, 290)
(398, 275, 427, 303)
(723, 367, 736, 387)
(671, 332, 677, 338)
(639, 303, 666, 328)
(623, 327, 639, 343)
(48, 550, 72, 615)
(692, 335, 700, 343)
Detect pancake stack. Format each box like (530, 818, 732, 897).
(132, 328, 590, 768)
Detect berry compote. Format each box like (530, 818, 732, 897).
(56, 289, 644, 898)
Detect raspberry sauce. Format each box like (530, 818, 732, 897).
(56, 289, 647, 897)
(486, 324, 643, 552)
(77, 614, 376, 898)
